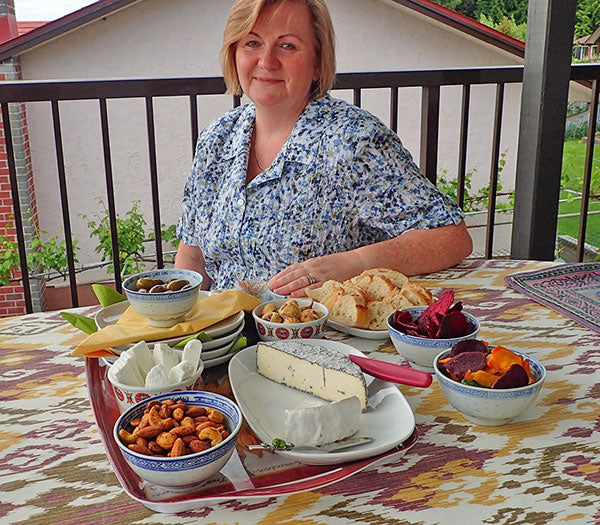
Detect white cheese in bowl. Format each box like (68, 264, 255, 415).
(256, 340, 368, 410)
(283, 396, 361, 446)
(109, 340, 203, 388)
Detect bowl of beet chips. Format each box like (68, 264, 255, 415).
(433, 340, 546, 426)
(386, 290, 480, 373)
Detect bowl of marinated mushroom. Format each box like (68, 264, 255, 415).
(122, 269, 203, 327)
(252, 298, 328, 341)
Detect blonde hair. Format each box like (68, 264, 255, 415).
(220, 0, 336, 99)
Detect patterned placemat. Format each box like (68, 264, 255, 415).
(505, 262, 600, 334)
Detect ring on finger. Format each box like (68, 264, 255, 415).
(307, 274, 317, 285)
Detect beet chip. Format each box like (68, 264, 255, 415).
(492, 364, 529, 389)
(438, 310, 472, 338)
(450, 339, 488, 357)
(390, 310, 425, 336)
(443, 351, 487, 379)
(392, 310, 413, 325)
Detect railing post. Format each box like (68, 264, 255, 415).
(420, 86, 440, 184)
(511, 0, 577, 260)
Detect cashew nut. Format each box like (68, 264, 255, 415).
(207, 408, 224, 423)
(197, 427, 223, 447)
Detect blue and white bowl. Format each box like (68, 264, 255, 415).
(433, 348, 546, 426)
(123, 269, 203, 327)
(252, 298, 329, 342)
(113, 391, 242, 488)
(387, 307, 480, 373)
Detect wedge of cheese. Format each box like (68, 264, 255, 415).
(284, 396, 361, 446)
(256, 341, 368, 411)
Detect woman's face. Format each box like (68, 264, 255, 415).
(235, 1, 319, 113)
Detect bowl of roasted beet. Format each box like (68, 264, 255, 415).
(387, 290, 480, 373)
(433, 340, 546, 426)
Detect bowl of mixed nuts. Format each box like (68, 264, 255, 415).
(113, 390, 242, 488)
(252, 298, 328, 341)
(122, 269, 203, 327)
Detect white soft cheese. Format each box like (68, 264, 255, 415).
(168, 360, 196, 384)
(256, 341, 368, 410)
(110, 351, 145, 387)
(145, 364, 170, 388)
(283, 396, 361, 447)
(153, 343, 179, 371)
(125, 341, 154, 377)
(181, 339, 203, 371)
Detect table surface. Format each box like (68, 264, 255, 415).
(1, 259, 599, 525)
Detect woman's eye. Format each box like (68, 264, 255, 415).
(244, 40, 260, 47)
(281, 43, 297, 50)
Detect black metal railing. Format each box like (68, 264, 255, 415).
(0, 65, 598, 313)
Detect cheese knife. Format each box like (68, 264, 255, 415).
(349, 354, 432, 388)
(247, 436, 373, 453)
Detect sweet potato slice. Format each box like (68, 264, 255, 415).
(487, 345, 525, 374)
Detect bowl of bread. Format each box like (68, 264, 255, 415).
(306, 268, 433, 338)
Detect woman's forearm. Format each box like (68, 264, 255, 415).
(268, 221, 473, 296)
(174, 242, 213, 290)
(352, 221, 473, 276)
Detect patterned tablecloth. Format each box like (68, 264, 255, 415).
(1, 259, 599, 524)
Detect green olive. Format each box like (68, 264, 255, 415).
(166, 279, 190, 291)
(149, 284, 168, 293)
(136, 277, 164, 290)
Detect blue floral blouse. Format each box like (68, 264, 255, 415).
(177, 94, 464, 290)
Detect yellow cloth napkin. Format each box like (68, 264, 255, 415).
(72, 289, 260, 356)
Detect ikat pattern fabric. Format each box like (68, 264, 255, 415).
(1, 260, 599, 524)
(177, 95, 464, 290)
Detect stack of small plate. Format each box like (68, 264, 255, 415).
(95, 296, 246, 368)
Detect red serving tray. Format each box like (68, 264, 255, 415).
(86, 358, 418, 513)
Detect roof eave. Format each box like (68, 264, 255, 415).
(386, 0, 525, 58)
(0, 0, 142, 62)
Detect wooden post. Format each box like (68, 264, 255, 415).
(510, 0, 577, 260)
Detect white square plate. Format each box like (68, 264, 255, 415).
(228, 339, 415, 465)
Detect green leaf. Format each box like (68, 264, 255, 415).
(173, 331, 213, 348)
(228, 336, 247, 354)
(61, 311, 98, 334)
(92, 284, 127, 307)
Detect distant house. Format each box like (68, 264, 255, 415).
(573, 27, 600, 61)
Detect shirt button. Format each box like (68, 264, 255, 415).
(236, 198, 244, 207)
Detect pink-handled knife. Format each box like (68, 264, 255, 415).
(349, 354, 432, 388)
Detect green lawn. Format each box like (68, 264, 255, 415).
(559, 140, 600, 249)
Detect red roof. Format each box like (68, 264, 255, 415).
(17, 21, 47, 36)
(0, 0, 524, 62)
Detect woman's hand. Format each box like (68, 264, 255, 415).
(267, 252, 365, 298)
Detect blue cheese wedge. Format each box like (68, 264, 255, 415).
(284, 396, 361, 446)
(256, 341, 368, 411)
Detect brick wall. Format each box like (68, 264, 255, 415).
(0, 58, 43, 317)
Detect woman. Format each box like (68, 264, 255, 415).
(175, 0, 472, 297)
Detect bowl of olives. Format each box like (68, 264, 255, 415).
(122, 269, 203, 327)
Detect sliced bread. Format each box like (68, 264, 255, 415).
(327, 292, 370, 329)
(306, 279, 342, 303)
(367, 300, 396, 330)
(351, 268, 409, 289)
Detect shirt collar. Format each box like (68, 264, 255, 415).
(221, 96, 329, 186)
